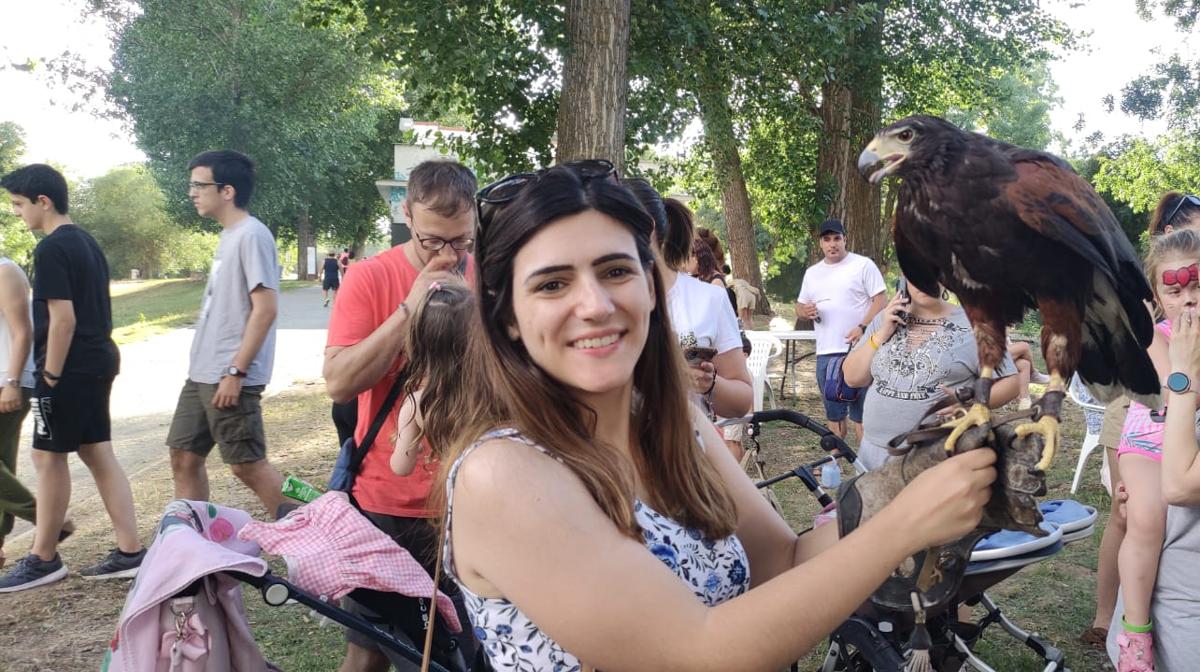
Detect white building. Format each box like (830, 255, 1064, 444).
(374, 119, 471, 245)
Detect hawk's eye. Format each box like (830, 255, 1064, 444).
(898, 129, 914, 142)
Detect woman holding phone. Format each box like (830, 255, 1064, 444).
(841, 278, 1020, 470)
(622, 179, 752, 423)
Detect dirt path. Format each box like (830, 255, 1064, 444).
(6, 283, 333, 544)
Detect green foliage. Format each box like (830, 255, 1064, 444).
(72, 165, 219, 278)
(303, 0, 1070, 282)
(0, 122, 37, 266)
(302, 0, 563, 179)
(1092, 133, 1200, 219)
(945, 62, 1063, 150)
(99, 0, 398, 243)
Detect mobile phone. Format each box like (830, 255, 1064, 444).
(896, 280, 911, 322)
(684, 346, 718, 364)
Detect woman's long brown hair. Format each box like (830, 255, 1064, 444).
(435, 167, 737, 541)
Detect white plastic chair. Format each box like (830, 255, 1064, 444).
(745, 332, 784, 412)
(1066, 374, 1106, 494)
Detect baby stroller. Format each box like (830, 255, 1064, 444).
(104, 497, 467, 672)
(731, 409, 1096, 672)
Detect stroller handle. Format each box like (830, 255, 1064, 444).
(719, 409, 861, 467)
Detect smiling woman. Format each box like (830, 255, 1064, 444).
(434, 163, 1003, 672)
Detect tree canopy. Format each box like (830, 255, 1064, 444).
(72, 165, 217, 279)
(0, 122, 38, 266)
(92, 0, 400, 273)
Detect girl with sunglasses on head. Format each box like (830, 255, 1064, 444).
(1107, 230, 1200, 671)
(440, 163, 997, 671)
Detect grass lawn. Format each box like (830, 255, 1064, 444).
(110, 278, 312, 344)
(110, 279, 205, 344)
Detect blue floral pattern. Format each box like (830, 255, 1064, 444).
(444, 429, 750, 671)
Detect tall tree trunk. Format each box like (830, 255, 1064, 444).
(695, 70, 771, 315)
(296, 209, 315, 280)
(555, 0, 630, 169)
(814, 2, 886, 267)
(815, 79, 852, 264)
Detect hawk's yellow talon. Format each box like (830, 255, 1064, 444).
(940, 402, 991, 454)
(1015, 414, 1060, 471)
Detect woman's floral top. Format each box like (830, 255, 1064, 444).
(443, 429, 750, 671)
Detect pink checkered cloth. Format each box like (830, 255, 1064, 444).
(239, 492, 462, 632)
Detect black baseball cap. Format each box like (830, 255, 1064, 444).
(818, 219, 845, 236)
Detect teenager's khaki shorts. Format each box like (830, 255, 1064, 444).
(166, 379, 267, 464)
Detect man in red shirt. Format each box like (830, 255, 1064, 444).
(324, 160, 476, 671)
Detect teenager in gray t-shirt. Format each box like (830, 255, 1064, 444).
(168, 150, 287, 517)
(190, 215, 280, 386)
(846, 283, 1018, 470)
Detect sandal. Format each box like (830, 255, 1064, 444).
(1117, 629, 1155, 672)
(1079, 625, 1108, 649)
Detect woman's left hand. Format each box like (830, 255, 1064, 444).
(1169, 307, 1200, 377)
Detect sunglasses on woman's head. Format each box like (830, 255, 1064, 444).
(475, 159, 619, 235)
(1163, 194, 1200, 230)
(1162, 262, 1199, 287)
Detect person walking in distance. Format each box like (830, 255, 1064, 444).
(322, 251, 341, 307)
(167, 150, 288, 517)
(0, 163, 144, 592)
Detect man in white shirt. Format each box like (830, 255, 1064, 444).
(795, 219, 887, 441)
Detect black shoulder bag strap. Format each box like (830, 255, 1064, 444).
(350, 369, 409, 476)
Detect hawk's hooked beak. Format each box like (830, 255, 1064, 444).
(858, 135, 908, 185)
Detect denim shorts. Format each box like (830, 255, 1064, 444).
(815, 352, 864, 423)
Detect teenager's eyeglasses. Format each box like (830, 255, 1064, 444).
(1163, 194, 1200, 230)
(1162, 262, 1199, 287)
(412, 229, 474, 252)
(475, 159, 618, 234)
(188, 181, 226, 191)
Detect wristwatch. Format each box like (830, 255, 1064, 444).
(1167, 371, 1192, 394)
(3, 377, 19, 388)
(858, 323, 868, 332)
(226, 365, 248, 378)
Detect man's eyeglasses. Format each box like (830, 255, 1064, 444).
(1162, 262, 1198, 287)
(188, 181, 226, 191)
(412, 229, 474, 252)
(1163, 194, 1200, 230)
(475, 159, 618, 234)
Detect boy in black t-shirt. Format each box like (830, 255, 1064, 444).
(0, 164, 144, 593)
